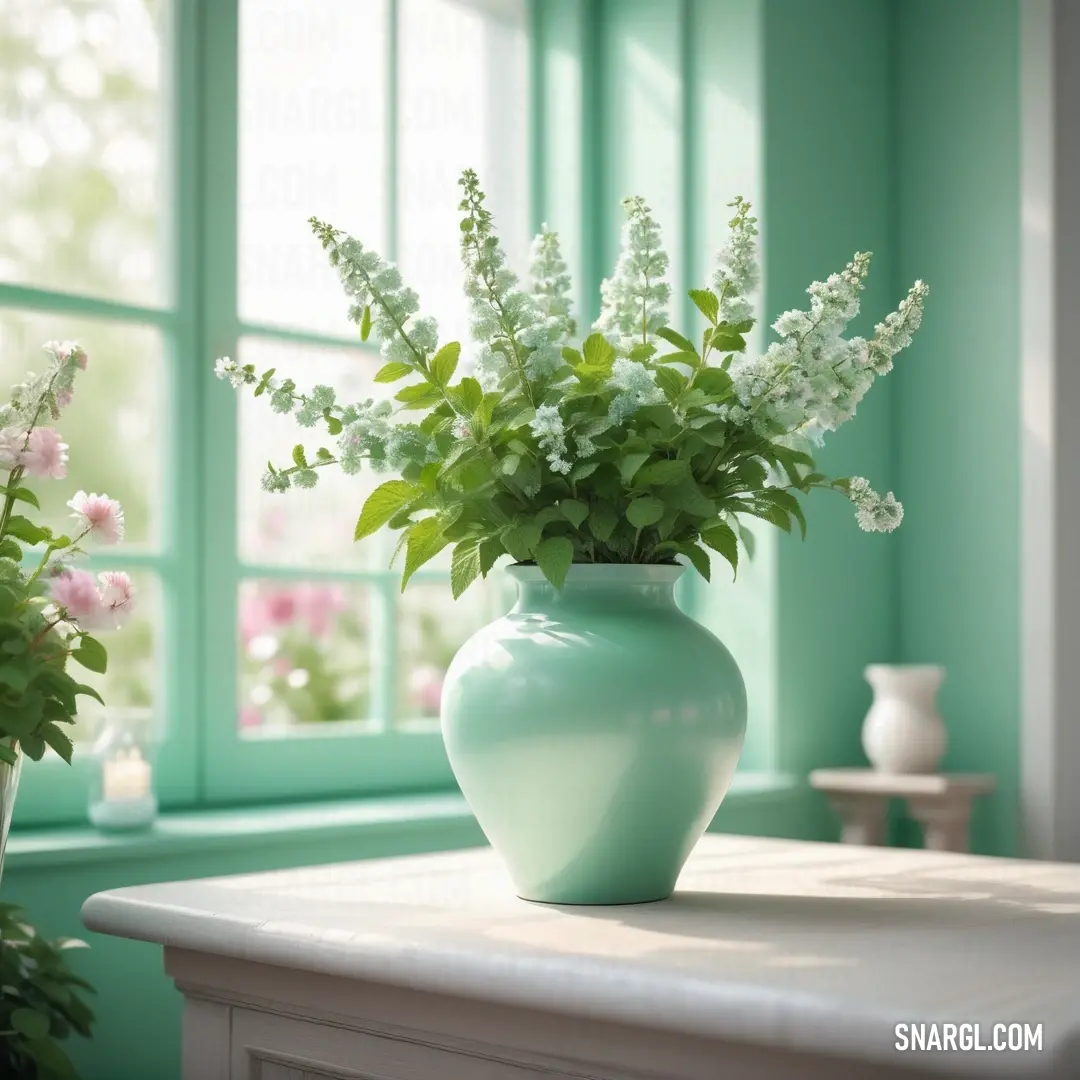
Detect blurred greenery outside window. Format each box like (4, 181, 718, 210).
(1, 0, 533, 823)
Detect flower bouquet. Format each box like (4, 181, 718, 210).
(0, 342, 134, 876)
(218, 170, 926, 903)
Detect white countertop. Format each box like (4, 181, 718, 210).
(82, 834, 1080, 1078)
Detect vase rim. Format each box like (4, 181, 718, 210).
(507, 562, 685, 585)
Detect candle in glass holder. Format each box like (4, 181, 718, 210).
(90, 744, 157, 831)
(102, 747, 151, 801)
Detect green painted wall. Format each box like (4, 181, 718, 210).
(765, 0, 898, 792)
(893, 0, 1021, 855)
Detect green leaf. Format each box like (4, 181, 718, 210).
(1, 486, 41, 510)
(763, 487, 807, 539)
(71, 636, 107, 675)
(619, 452, 651, 485)
(736, 458, 768, 491)
(395, 382, 443, 409)
(655, 327, 697, 354)
(569, 461, 599, 482)
(5, 515, 48, 546)
(634, 459, 690, 487)
(291, 444, 307, 469)
(588, 502, 618, 543)
(0, 742, 16, 766)
(560, 499, 588, 528)
(20, 732, 45, 760)
(474, 392, 501, 429)
(738, 521, 756, 560)
(0, 664, 28, 693)
(679, 542, 711, 582)
(668, 480, 717, 517)
(708, 327, 747, 353)
(501, 521, 541, 562)
(374, 361, 414, 383)
(41, 722, 74, 764)
(701, 521, 739, 579)
(749, 500, 792, 532)
(627, 341, 657, 362)
(26, 1036, 75, 1077)
(450, 539, 482, 600)
(561, 347, 584, 366)
(11, 1007, 50, 1040)
(582, 332, 616, 372)
(478, 538, 503, 576)
(401, 517, 450, 590)
(695, 367, 733, 397)
(688, 288, 719, 324)
(535, 536, 574, 590)
(325, 413, 343, 436)
(501, 453, 521, 476)
(654, 366, 688, 400)
(654, 349, 700, 366)
(0, 537, 21, 561)
(360, 304, 372, 341)
(506, 406, 536, 430)
(626, 496, 665, 528)
(354, 481, 420, 541)
(455, 376, 484, 413)
(430, 341, 461, 386)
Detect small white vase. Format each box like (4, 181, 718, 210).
(861, 664, 947, 774)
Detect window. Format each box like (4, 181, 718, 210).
(3, 0, 530, 823)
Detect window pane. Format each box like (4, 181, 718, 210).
(0, 0, 166, 304)
(396, 573, 513, 727)
(67, 568, 161, 744)
(237, 335, 395, 569)
(238, 0, 387, 336)
(238, 578, 377, 736)
(398, 0, 530, 366)
(0, 311, 163, 547)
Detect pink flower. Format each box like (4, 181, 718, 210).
(68, 491, 125, 545)
(98, 571, 135, 625)
(239, 705, 263, 730)
(50, 570, 105, 628)
(55, 386, 73, 409)
(295, 583, 346, 638)
(21, 427, 68, 479)
(408, 664, 445, 715)
(44, 340, 87, 369)
(264, 591, 298, 625)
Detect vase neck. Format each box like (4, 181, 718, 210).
(509, 564, 682, 614)
(866, 665, 944, 703)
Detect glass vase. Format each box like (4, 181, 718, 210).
(0, 737, 21, 889)
(88, 708, 157, 832)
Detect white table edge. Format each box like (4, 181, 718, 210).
(80, 889, 1070, 1080)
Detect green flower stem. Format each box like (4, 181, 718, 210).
(0, 464, 25, 540)
(460, 189, 535, 407)
(0, 373, 60, 540)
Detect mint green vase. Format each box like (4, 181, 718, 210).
(441, 564, 747, 905)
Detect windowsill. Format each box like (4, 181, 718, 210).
(4, 772, 802, 873)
